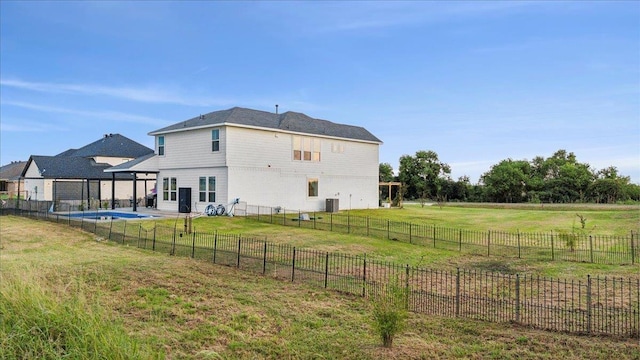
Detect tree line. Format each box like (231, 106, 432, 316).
(379, 149, 640, 204)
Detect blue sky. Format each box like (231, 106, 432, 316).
(1, 1, 639, 184)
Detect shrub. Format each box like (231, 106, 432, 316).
(370, 278, 408, 348)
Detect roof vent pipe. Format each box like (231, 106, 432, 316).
(275, 104, 278, 114)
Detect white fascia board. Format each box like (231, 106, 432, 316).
(148, 122, 383, 145)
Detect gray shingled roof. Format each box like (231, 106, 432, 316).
(66, 133, 153, 158)
(148, 107, 382, 143)
(0, 161, 27, 180)
(22, 156, 132, 180)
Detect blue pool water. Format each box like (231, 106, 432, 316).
(66, 211, 155, 220)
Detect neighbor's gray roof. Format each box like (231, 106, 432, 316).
(22, 156, 133, 180)
(64, 133, 153, 158)
(0, 161, 27, 180)
(149, 107, 382, 143)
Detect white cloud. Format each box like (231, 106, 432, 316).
(0, 78, 234, 107)
(2, 100, 171, 126)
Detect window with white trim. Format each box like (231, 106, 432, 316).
(163, 177, 177, 201)
(293, 136, 320, 162)
(308, 178, 318, 197)
(199, 176, 216, 202)
(211, 129, 220, 152)
(158, 136, 165, 156)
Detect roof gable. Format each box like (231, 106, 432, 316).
(22, 156, 132, 180)
(149, 107, 382, 143)
(70, 133, 153, 158)
(0, 161, 27, 180)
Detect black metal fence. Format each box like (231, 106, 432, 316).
(3, 207, 639, 338)
(237, 204, 640, 265)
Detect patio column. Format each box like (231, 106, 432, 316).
(132, 173, 137, 212)
(111, 173, 116, 209)
(86, 179, 91, 209)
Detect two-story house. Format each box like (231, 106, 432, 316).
(148, 107, 382, 213)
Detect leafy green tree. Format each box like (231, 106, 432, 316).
(379, 163, 394, 182)
(379, 163, 395, 202)
(481, 159, 530, 203)
(588, 166, 632, 203)
(398, 150, 451, 202)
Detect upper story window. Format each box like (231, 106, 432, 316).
(211, 129, 220, 152)
(292, 136, 320, 162)
(158, 136, 165, 156)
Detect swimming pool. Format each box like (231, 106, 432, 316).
(65, 211, 155, 220)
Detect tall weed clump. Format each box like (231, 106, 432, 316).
(370, 278, 408, 348)
(0, 271, 160, 360)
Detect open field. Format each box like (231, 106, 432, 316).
(1, 216, 639, 359)
(348, 203, 640, 236)
(126, 213, 640, 280)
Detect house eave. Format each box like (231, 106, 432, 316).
(148, 122, 383, 145)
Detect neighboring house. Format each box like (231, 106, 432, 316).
(147, 107, 382, 213)
(21, 134, 155, 207)
(0, 161, 27, 198)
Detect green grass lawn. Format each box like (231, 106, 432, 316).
(126, 208, 640, 280)
(348, 203, 640, 236)
(2, 216, 638, 360)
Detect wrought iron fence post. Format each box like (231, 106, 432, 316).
(517, 231, 521, 259)
(347, 212, 350, 234)
(123, 221, 127, 245)
(455, 268, 460, 317)
(324, 252, 329, 288)
(630, 231, 635, 265)
(213, 231, 218, 264)
(362, 254, 367, 297)
(191, 230, 196, 258)
(171, 222, 176, 255)
(263, 241, 268, 275)
(586, 275, 592, 334)
(404, 264, 411, 310)
(409, 223, 412, 244)
(108, 217, 113, 240)
(298, 210, 301, 228)
(152, 224, 156, 251)
(459, 229, 462, 252)
(515, 274, 520, 323)
(487, 230, 491, 256)
(551, 230, 555, 261)
(589, 235, 594, 263)
(237, 236, 241, 268)
(330, 213, 333, 232)
(292, 247, 296, 282)
(433, 225, 436, 248)
(138, 224, 142, 248)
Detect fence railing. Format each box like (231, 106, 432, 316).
(236, 204, 639, 266)
(3, 207, 639, 338)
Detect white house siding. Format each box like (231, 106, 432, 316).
(225, 126, 379, 211)
(23, 178, 45, 201)
(93, 156, 134, 167)
(155, 168, 228, 213)
(157, 127, 226, 169)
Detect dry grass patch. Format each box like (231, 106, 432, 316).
(1, 216, 639, 359)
